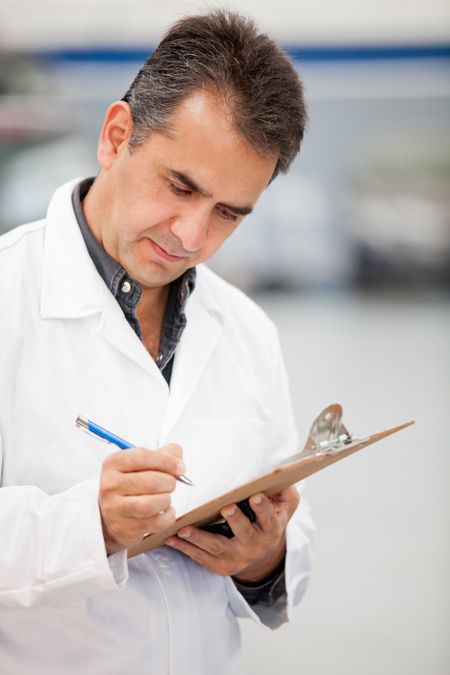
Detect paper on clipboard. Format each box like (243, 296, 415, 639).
(127, 405, 414, 558)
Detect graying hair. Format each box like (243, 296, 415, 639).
(122, 10, 307, 179)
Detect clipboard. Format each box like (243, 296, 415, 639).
(127, 404, 414, 558)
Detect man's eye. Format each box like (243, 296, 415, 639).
(217, 207, 237, 222)
(170, 183, 192, 197)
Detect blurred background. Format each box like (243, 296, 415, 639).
(0, 1, 448, 673)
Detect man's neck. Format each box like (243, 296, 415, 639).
(138, 285, 170, 317)
(82, 174, 109, 248)
(136, 285, 170, 359)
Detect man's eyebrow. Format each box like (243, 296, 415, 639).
(169, 170, 210, 197)
(220, 201, 253, 217)
(168, 169, 254, 216)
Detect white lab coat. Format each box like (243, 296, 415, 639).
(0, 179, 315, 675)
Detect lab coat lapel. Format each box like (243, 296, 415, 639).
(97, 289, 163, 380)
(40, 178, 105, 320)
(40, 179, 165, 382)
(159, 289, 222, 441)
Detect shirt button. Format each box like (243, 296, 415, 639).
(121, 280, 131, 293)
(156, 353, 163, 363)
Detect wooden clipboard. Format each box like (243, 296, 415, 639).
(127, 415, 414, 558)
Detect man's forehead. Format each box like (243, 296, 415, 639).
(137, 90, 277, 204)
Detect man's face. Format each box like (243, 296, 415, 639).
(95, 90, 278, 289)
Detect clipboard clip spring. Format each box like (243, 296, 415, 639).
(315, 432, 354, 455)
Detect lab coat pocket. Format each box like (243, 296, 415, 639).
(188, 418, 269, 506)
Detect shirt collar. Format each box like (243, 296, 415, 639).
(72, 177, 125, 293)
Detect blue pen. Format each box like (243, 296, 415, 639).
(75, 415, 193, 486)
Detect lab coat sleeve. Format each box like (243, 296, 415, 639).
(226, 323, 316, 629)
(0, 434, 128, 609)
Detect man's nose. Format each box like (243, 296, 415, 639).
(169, 205, 210, 253)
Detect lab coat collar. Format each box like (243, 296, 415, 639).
(40, 178, 107, 320)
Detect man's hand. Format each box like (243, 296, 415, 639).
(99, 444, 185, 554)
(165, 486, 300, 583)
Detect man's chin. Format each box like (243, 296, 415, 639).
(133, 262, 189, 290)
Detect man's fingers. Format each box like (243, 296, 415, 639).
(248, 493, 280, 533)
(105, 447, 185, 477)
(120, 493, 172, 518)
(109, 506, 177, 541)
(117, 470, 177, 496)
(142, 507, 177, 534)
(165, 535, 218, 570)
(160, 443, 183, 460)
(176, 526, 228, 556)
(99, 445, 186, 552)
(270, 486, 300, 517)
(219, 503, 257, 541)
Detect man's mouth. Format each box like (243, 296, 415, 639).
(150, 240, 187, 263)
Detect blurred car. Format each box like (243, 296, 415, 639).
(349, 140, 450, 288)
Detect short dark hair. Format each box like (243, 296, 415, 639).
(122, 10, 307, 179)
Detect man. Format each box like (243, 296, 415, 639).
(0, 10, 315, 675)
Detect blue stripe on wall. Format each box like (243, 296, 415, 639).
(38, 44, 450, 64)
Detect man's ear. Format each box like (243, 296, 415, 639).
(97, 101, 133, 170)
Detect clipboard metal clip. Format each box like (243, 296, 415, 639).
(308, 403, 352, 454)
(279, 403, 367, 465)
